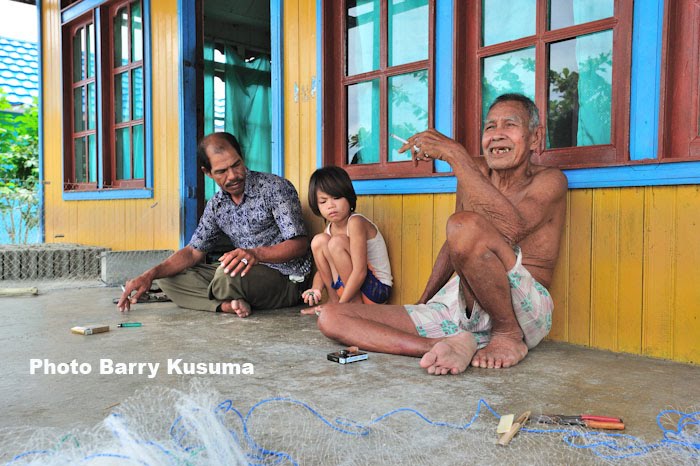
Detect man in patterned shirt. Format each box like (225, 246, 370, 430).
(310, 94, 568, 374)
(117, 132, 312, 317)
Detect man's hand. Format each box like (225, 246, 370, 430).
(218, 248, 257, 277)
(397, 129, 469, 167)
(117, 274, 153, 312)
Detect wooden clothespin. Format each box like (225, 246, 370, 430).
(497, 410, 530, 446)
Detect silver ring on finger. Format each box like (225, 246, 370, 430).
(240, 258, 249, 266)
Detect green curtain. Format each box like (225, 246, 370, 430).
(203, 40, 217, 200)
(224, 45, 272, 174)
(202, 41, 272, 200)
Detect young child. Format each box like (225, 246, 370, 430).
(302, 166, 393, 307)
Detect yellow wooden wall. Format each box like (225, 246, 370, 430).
(41, 0, 182, 251)
(283, 0, 699, 364)
(283, 0, 325, 235)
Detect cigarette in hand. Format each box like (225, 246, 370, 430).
(390, 133, 418, 152)
(391, 133, 429, 160)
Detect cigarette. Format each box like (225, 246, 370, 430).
(390, 133, 426, 157)
(121, 285, 126, 292)
(390, 133, 409, 144)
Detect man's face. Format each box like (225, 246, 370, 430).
(203, 142, 247, 202)
(481, 100, 541, 171)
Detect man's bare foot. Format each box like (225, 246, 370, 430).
(300, 305, 320, 316)
(471, 332, 528, 369)
(419, 332, 477, 375)
(220, 299, 252, 318)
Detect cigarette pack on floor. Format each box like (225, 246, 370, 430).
(327, 349, 368, 364)
(71, 325, 110, 335)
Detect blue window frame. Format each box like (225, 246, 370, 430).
(61, 0, 152, 200)
(318, 0, 700, 194)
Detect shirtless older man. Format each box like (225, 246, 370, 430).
(306, 93, 567, 375)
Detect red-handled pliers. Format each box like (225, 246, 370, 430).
(535, 414, 625, 430)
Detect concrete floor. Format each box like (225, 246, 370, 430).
(1, 285, 698, 465)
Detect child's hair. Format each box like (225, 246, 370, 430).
(308, 166, 357, 217)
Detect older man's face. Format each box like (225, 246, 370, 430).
(203, 142, 247, 203)
(481, 101, 540, 171)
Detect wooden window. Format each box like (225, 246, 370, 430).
(455, 0, 632, 168)
(323, 0, 435, 179)
(62, 0, 146, 192)
(106, 0, 145, 188)
(660, 0, 700, 159)
(63, 14, 98, 190)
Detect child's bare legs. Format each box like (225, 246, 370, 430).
(327, 234, 363, 303)
(310, 233, 340, 303)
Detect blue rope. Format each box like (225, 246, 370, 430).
(5, 399, 699, 465)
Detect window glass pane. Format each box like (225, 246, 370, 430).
(388, 70, 428, 162)
(389, 0, 428, 67)
(547, 30, 612, 148)
(72, 28, 84, 82)
(214, 75, 225, 132)
(346, 0, 379, 75)
(115, 71, 130, 123)
(87, 82, 96, 130)
(73, 87, 85, 132)
(88, 134, 97, 183)
(131, 0, 143, 62)
(549, 0, 613, 30)
(116, 127, 131, 179)
(132, 67, 143, 119)
(74, 137, 86, 182)
(481, 47, 535, 122)
(87, 23, 95, 78)
(114, 7, 129, 67)
(347, 80, 380, 164)
(133, 124, 144, 178)
(482, 0, 535, 46)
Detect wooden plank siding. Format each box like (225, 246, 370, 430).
(41, 0, 182, 252)
(283, 0, 325, 237)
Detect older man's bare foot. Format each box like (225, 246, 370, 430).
(419, 332, 477, 375)
(220, 299, 252, 318)
(471, 332, 527, 369)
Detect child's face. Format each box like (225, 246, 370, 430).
(316, 189, 351, 223)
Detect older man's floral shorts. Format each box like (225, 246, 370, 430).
(404, 246, 553, 349)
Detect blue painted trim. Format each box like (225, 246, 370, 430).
(63, 189, 154, 200)
(354, 176, 456, 195)
(37, 0, 45, 242)
(433, 0, 453, 173)
(271, 0, 284, 176)
(143, 0, 154, 192)
(178, 0, 199, 247)
(353, 161, 700, 195)
(564, 162, 700, 188)
(95, 7, 104, 188)
(316, 0, 323, 169)
(61, 0, 104, 23)
(629, 0, 663, 161)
